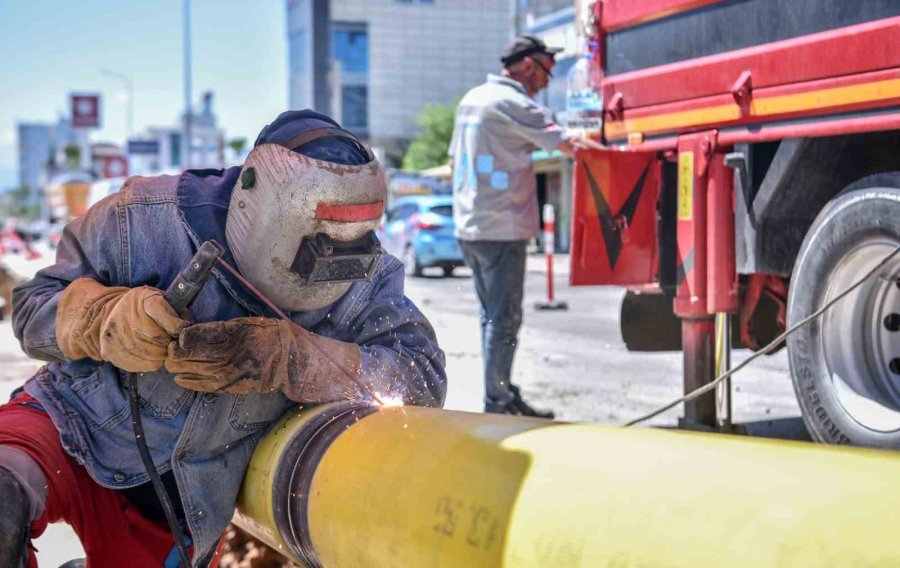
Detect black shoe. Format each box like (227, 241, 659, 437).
(484, 397, 517, 415)
(510, 396, 554, 419)
(484, 386, 555, 419)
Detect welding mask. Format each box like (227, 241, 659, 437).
(225, 127, 386, 311)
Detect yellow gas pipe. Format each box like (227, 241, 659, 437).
(235, 402, 900, 567)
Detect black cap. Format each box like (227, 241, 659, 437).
(500, 35, 563, 67)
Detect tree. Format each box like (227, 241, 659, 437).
(63, 144, 81, 168)
(227, 137, 248, 159)
(402, 101, 457, 171)
(2, 185, 40, 220)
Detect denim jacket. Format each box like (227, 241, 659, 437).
(12, 166, 447, 565)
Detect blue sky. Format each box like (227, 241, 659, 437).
(0, 0, 288, 189)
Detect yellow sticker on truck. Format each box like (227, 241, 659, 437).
(678, 151, 694, 221)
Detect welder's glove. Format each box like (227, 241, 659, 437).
(165, 317, 363, 403)
(56, 278, 190, 372)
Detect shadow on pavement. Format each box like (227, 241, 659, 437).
(661, 417, 812, 443)
(739, 417, 812, 442)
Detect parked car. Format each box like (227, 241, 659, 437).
(47, 220, 66, 249)
(378, 195, 464, 277)
(26, 220, 48, 241)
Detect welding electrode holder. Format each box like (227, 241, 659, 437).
(128, 239, 225, 568)
(163, 240, 226, 312)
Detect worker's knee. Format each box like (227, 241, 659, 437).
(0, 447, 48, 568)
(0, 467, 31, 567)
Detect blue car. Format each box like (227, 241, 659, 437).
(378, 195, 464, 277)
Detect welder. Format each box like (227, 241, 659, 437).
(0, 110, 447, 567)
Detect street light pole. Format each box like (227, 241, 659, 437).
(183, 0, 192, 169)
(101, 68, 133, 140)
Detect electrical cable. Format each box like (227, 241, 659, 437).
(128, 240, 224, 568)
(129, 378, 192, 567)
(624, 245, 900, 428)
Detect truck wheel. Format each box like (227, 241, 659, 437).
(788, 174, 900, 447)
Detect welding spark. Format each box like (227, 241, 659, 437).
(372, 393, 405, 408)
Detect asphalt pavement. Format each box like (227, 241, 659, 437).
(404, 253, 805, 434)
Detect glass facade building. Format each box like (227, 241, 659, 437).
(17, 124, 53, 192)
(332, 22, 369, 137)
(287, 0, 509, 157)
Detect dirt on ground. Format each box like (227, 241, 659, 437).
(218, 525, 300, 568)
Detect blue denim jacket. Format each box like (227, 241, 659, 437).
(12, 167, 447, 564)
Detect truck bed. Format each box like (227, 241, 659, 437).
(598, 0, 900, 147)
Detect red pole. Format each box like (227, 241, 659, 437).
(535, 204, 568, 311)
(544, 203, 555, 303)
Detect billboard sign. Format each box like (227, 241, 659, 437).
(127, 139, 161, 155)
(98, 155, 128, 179)
(71, 94, 101, 128)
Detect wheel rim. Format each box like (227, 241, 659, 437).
(403, 246, 416, 276)
(821, 240, 900, 432)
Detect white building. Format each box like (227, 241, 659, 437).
(128, 92, 225, 175)
(287, 0, 510, 161)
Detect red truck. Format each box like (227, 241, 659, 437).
(571, 0, 900, 447)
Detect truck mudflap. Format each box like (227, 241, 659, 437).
(570, 148, 660, 286)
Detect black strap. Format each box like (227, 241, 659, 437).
(279, 127, 374, 162)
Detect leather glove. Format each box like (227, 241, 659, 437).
(56, 278, 189, 372)
(165, 317, 363, 403)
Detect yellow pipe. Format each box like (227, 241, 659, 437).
(232, 405, 315, 558)
(235, 404, 900, 567)
(233, 403, 378, 562)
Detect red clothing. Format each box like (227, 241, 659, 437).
(0, 392, 222, 567)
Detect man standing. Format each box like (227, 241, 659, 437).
(0, 110, 446, 567)
(450, 35, 602, 419)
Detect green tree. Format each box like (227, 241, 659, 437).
(2, 185, 39, 220)
(63, 144, 81, 168)
(227, 137, 248, 158)
(402, 101, 457, 171)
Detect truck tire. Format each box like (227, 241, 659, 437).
(788, 173, 900, 448)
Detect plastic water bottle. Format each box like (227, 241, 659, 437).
(565, 43, 602, 137)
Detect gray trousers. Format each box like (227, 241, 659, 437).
(459, 239, 527, 406)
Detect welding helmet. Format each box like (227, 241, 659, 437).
(225, 110, 386, 311)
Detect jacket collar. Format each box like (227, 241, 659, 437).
(487, 73, 529, 96)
